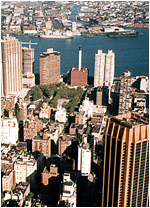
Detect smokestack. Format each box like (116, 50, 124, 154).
(78, 46, 82, 71)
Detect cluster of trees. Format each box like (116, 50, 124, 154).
(25, 85, 57, 101)
(25, 86, 43, 101)
(50, 86, 84, 113)
(26, 85, 84, 113)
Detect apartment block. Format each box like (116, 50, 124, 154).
(55, 105, 67, 123)
(78, 141, 91, 176)
(102, 112, 149, 207)
(23, 115, 43, 141)
(32, 133, 51, 158)
(59, 173, 77, 207)
(14, 154, 37, 185)
(1, 117, 18, 144)
(39, 102, 51, 119)
(94, 50, 115, 87)
(40, 48, 60, 85)
(42, 164, 59, 186)
(15, 96, 27, 125)
(58, 135, 73, 156)
(2, 170, 15, 192)
(118, 72, 132, 115)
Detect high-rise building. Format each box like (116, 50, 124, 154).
(94, 50, 115, 87)
(22, 47, 35, 87)
(1, 34, 22, 96)
(40, 48, 60, 85)
(118, 71, 132, 115)
(102, 112, 149, 207)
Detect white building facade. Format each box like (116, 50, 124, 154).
(94, 50, 115, 87)
(59, 173, 77, 207)
(77, 142, 91, 176)
(1, 117, 18, 144)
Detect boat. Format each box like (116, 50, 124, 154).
(40, 34, 74, 39)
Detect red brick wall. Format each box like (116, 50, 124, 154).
(70, 70, 88, 86)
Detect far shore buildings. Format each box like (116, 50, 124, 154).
(94, 49, 115, 87)
(40, 48, 60, 85)
(1, 34, 22, 96)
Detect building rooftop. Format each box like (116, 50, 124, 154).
(63, 181, 73, 186)
(112, 112, 149, 128)
(71, 67, 88, 72)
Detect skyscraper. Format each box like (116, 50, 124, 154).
(94, 50, 115, 87)
(40, 48, 60, 85)
(1, 34, 22, 96)
(102, 112, 149, 207)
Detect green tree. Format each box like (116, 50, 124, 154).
(26, 86, 43, 101)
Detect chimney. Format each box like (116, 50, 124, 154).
(78, 46, 82, 71)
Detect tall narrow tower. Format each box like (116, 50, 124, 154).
(102, 112, 149, 207)
(78, 46, 82, 71)
(1, 35, 22, 96)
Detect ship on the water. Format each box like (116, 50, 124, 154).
(40, 30, 74, 39)
(40, 34, 73, 39)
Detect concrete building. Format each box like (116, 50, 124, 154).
(102, 112, 149, 207)
(94, 50, 115, 87)
(46, 20, 52, 29)
(77, 139, 91, 176)
(22, 47, 35, 87)
(40, 48, 60, 85)
(55, 105, 67, 123)
(15, 96, 27, 125)
(2, 170, 15, 192)
(42, 164, 59, 197)
(96, 86, 109, 106)
(1, 116, 18, 144)
(133, 94, 147, 114)
(6, 182, 30, 207)
(72, 21, 77, 32)
(44, 122, 64, 144)
(23, 115, 43, 141)
(39, 102, 51, 119)
(32, 133, 51, 158)
(118, 72, 132, 115)
(58, 135, 73, 156)
(59, 173, 77, 207)
(1, 34, 22, 96)
(67, 46, 88, 86)
(67, 67, 88, 87)
(42, 164, 59, 186)
(14, 153, 37, 185)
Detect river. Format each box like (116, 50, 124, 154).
(1, 5, 149, 78)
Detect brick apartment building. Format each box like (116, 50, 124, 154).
(40, 48, 60, 85)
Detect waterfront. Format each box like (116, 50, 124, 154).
(2, 27, 149, 78)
